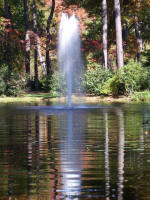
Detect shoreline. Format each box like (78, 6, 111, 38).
(0, 93, 135, 104)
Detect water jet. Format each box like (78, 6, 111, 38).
(58, 13, 84, 107)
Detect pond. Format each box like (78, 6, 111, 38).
(0, 103, 150, 200)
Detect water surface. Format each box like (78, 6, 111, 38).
(0, 103, 150, 200)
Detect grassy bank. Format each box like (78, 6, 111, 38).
(131, 91, 150, 103)
(0, 93, 131, 104)
(0, 91, 150, 104)
(0, 93, 56, 104)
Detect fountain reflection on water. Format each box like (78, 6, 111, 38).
(58, 110, 84, 199)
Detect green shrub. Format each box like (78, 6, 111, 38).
(102, 61, 148, 96)
(6, 73, 28, 96)
(39, 72, 61, 95)
(102, 75, 123, 96)
(0, 65, 28, 96)
(0, 77, 7, 95)
(84, 65, 113, 95)
(40, 71, 85, 96)
(0, 64, 8, 95)
(39, 74, 53, 92)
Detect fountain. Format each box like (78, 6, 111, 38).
(20, 13, 110, 112)
(58, 13, 84, 107)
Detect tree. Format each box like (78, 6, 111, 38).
(135, 19, 143, 63)
(33, 0, 38, 89)
(46, 0, 55, 75)
(102, 0, 108, 69)
(24, 0, 30, 75)
(32, 0, 46, 76)
(114, 0, 124, 68)
(4, 0, 12, 73)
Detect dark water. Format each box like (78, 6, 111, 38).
(0, 103, 150, 200)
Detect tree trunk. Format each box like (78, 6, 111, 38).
(102, 0, 108, 69)
(135, 19, 143, 63)
(122, 22, 128, 42)
(4, 0, 12, 73)
(46, 0, 55, 75)
(36, 36, 46, 74)
(34, 49, 38, 90)
(24, 0, 30, 75)
(33, 0, 38, 90)
(114, 0, 124, 69)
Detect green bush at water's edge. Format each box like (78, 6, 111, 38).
(1, 60, 150, 97)
(102, 61, 149, 96)
(39, 72, 67, 96)
(84, 65, 113, 95)
(28, 60, 150, 97)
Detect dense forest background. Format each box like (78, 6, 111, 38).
(1, 0, 150, 98)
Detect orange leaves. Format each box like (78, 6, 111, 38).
(54, 0, 90, 34)
(5, 28, 20, 35)
(84, 40, 102, 50)
(5, 28, 22, 44)
(0, 17, 25, 50)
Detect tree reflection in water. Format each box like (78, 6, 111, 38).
(117, 108, 125, 200)
(47, 115, 58, 200)
(3, 104, 150, 199)
(104, 112, 110, 200)
(27, 114, 32, 200)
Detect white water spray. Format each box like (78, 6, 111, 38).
(58, 13, 84, 107)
